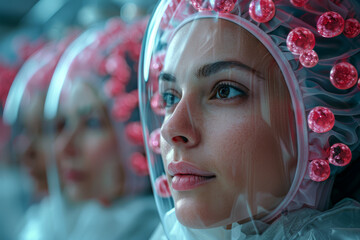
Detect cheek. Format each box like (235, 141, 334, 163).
(82, 132, 118, 166)
(204, 112, 284, 189)
(160, 135, 172, 165)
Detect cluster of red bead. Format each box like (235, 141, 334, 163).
(287, 12, 359, 74)
(0, 63, 18, 108)
(280, 2, 355, 179)
(309, 143, 352, 182)
(0, 37, 47, 108)
(307, 106, 352, 181)
(282, 4, 358, 181)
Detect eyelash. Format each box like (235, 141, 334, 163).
(210, 81, 247, 100)
(160, 81, 248, 109)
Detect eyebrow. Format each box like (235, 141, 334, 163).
(77, 105, 94, 116)
(197, 61, 262, 78)
(159, 72, 176, 82)
(158, 60, 262, 83)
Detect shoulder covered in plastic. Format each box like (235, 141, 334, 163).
(284, 198, 360, 239)
(150, 223, 167, 240)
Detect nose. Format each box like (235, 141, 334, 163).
(160, 97, 201, 148)
(57, 125, 78, 157)
(22, 138, 37, 165)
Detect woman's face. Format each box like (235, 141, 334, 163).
(18, 93, 49, 193)
(159, 19, 297, 228)
(56, 80, 124, 202)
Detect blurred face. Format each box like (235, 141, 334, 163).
(160, 19, 297, 228)
(18, 93, 49, 193)
(56, 80, 124, 202)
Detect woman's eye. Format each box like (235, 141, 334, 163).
(85, 117, 103, 129)
(214, 84, 246, 99)
(162, 92, 180, 107)
(56, 118, 66, 134)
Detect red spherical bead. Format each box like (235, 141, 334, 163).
(343, 18, 360, 38)
(112, 94, 138, 122)
(286, 27, 315, 55)
(151, 92, 165, 115)
(155, 175, 172, 198)
(358, 78, 360, 90)
(328, 143, 352, 166)
(308, 106, 335, 133)
(299, 50, 319, 68)
(309, 159, 331, 182)
(149, 128, 161, 154)
(317, 11, 345, 38)
(104, 78, 125, 97)
(151, 52, 165, 85)
(190, 0, 212, 11)
(212, 0, 237, 13)
(330, 62, 358, 90)
(130, 152, 149, 176)
(290, 0, 309, 7)
(151, 53, 165, 73)
(249, 0, 276, 23)
(125, 122, 144, 145)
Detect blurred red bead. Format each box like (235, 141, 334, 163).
(286, 27, 315, 55)
(309, 159, 331, 182)
(155, 175, 172, 198)
(343, 18, 360, 38)
(130, 152, 149, 176)
(212, 0, 237, 13)
(105, 55, 128, 76)
(149, 128, 161, 154)
(190, 0, 212, 11)
(308, 106, 335, 133)
(125, 122, 144, 145)
(317, 11, 345, 38)
(151, 92, 165, 116)
(104, 78, 125, 97)
(330, 62, 358, 90)
(112, 93, 138, 122)
(249, 0, 276, 23)
(328, 143, 352, 166)
(105, 18, 125, 35)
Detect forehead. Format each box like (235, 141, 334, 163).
(63, 80, 103, 112)
(21, 93, 45, 127)
(164, 18, 270, 73)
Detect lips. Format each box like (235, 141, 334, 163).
(63, 169, 86, 182)
(168, 161, 215, 191)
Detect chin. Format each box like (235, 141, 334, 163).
(174, 197, 235, 229)
(65, 186, 89, 202)
(174, 194, 265, 229)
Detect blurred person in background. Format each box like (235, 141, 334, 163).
(3, 30, 79, 240)
(38, 16, 159, 240)
(0, 35, 48, 240)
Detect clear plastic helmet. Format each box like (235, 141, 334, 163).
(138, 0, 360, 238)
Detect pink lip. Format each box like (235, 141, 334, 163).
(63, 169, 86, 182)
(168, 162, 215, 191)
